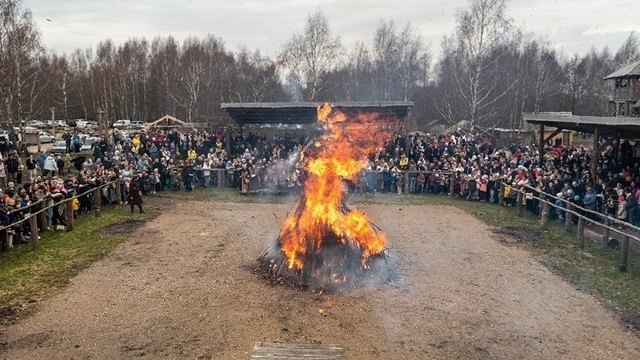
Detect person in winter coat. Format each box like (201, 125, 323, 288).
(43, 152, 58, 177)
(617, 195, 627, 223)
(582, 186, 597, 221)
(127, 175, 144, 213)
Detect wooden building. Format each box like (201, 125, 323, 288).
(605, 58, 640, 117)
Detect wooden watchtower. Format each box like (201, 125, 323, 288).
(605, 58, 640, 118)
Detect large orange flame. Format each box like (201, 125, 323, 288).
(279, 104, 398, 270)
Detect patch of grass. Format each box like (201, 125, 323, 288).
(0, 205, 158, 317)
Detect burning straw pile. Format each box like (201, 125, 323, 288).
(258, 104, 399, 292)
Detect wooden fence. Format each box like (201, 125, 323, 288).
(500, 182, 638, 272)
(0, 179, 122, 251)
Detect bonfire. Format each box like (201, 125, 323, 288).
(258, 103, 399, 291)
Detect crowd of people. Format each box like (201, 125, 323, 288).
(3, 124, 640, 250)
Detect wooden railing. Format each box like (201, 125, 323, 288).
(0, 179, 122, 251)
(500, 182, 639, 272)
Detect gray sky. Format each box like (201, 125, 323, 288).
(25, 0, 639, 58)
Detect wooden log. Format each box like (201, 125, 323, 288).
(66, 201, 74, 231)
(30, 215, 39, 250)
(94, 188, 101, 218)
(602, 218, 610, 247)
(565, 204, 573, 231)
(540, 201, 550, 229)
(619, 235, 629, 272)
(115, 179, 122, 205)
(577, 217, 585, 249)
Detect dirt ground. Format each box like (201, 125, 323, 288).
(1, 198, 640, 359)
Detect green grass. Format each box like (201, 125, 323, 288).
(0, 205, 158, 315)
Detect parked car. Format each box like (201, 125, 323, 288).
(84, 121, 99, 129)
(81, 137, 101, 152)
(112, 119, 131, 128)
(50, 140, 68, 154)
(0, 130, 23, 143)
(130, 121, 146, 129)
(39, 131, 56, 143)
(28, 120, 45, 128)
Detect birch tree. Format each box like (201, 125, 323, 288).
(279, 11, 342, 101)
(436, 0, 515, 128)
(0, 0, 42, 133)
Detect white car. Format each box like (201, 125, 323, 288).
(39, 131, 56, 143)
(50, 140, 68, 154)
(81, 137, 101, 152)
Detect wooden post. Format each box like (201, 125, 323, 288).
(619, 235, 630, 272)
(115, 179, 122, 205)
(38, 202, 48, 231)
(577, 217, 585, 249)
(540, 201, 550, 229)
(516, 187, 523, 217)
(30, 215, 39, 250)
(2, 230, 10, 251)
(565, 204, 573, 231)
(449, 172, 456, 196)
(94, 188, 101, 218)
(591, 127, 599, 182)
(403, 171, 409, 194)
(602, 218, 610, 247)
(538, 123, 545, 168)
(66, 201, 74, 231)
(498, 182, 504, 206)
(217, 169, 224, 187)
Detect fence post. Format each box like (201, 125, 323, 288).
(565, 204, 574, 231)
(498, 182, 504, 206)
(2, 229, 10, 251)
(602, 218, 610, 247)
(577, 217, 585, 249)
(619, 235, 630, 272)
(30, 215, 39, 250)
(404, 171, 409, 194)
(449, 172, 456, 196)
(37, 202, 47, 232)
(66, 201, 75, 231)
(540, 201, 550, 229)
(217, 169, 224, 187)
(516, 187, 523, 217)
(94, 188, 101, 218)
(115, 179, 122, 205)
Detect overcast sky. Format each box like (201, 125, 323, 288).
(25, 0, 638, 59)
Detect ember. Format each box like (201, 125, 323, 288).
(258, 103, 398, 291)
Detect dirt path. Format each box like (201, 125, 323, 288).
(1, 200, 639, 359)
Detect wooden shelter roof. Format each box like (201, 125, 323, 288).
(221, 102, 413, 126)
(148, 114, 187, 128)
(523, 113, 640, 139)
(605, 58, 640, 79)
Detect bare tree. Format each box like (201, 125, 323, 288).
(279, 10, 342, 101)
(436, 0, 515, 128)
(614, 31, 639, 67)
(0, 0, 43, 136)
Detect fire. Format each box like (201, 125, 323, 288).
(278, 103, 397, 271)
